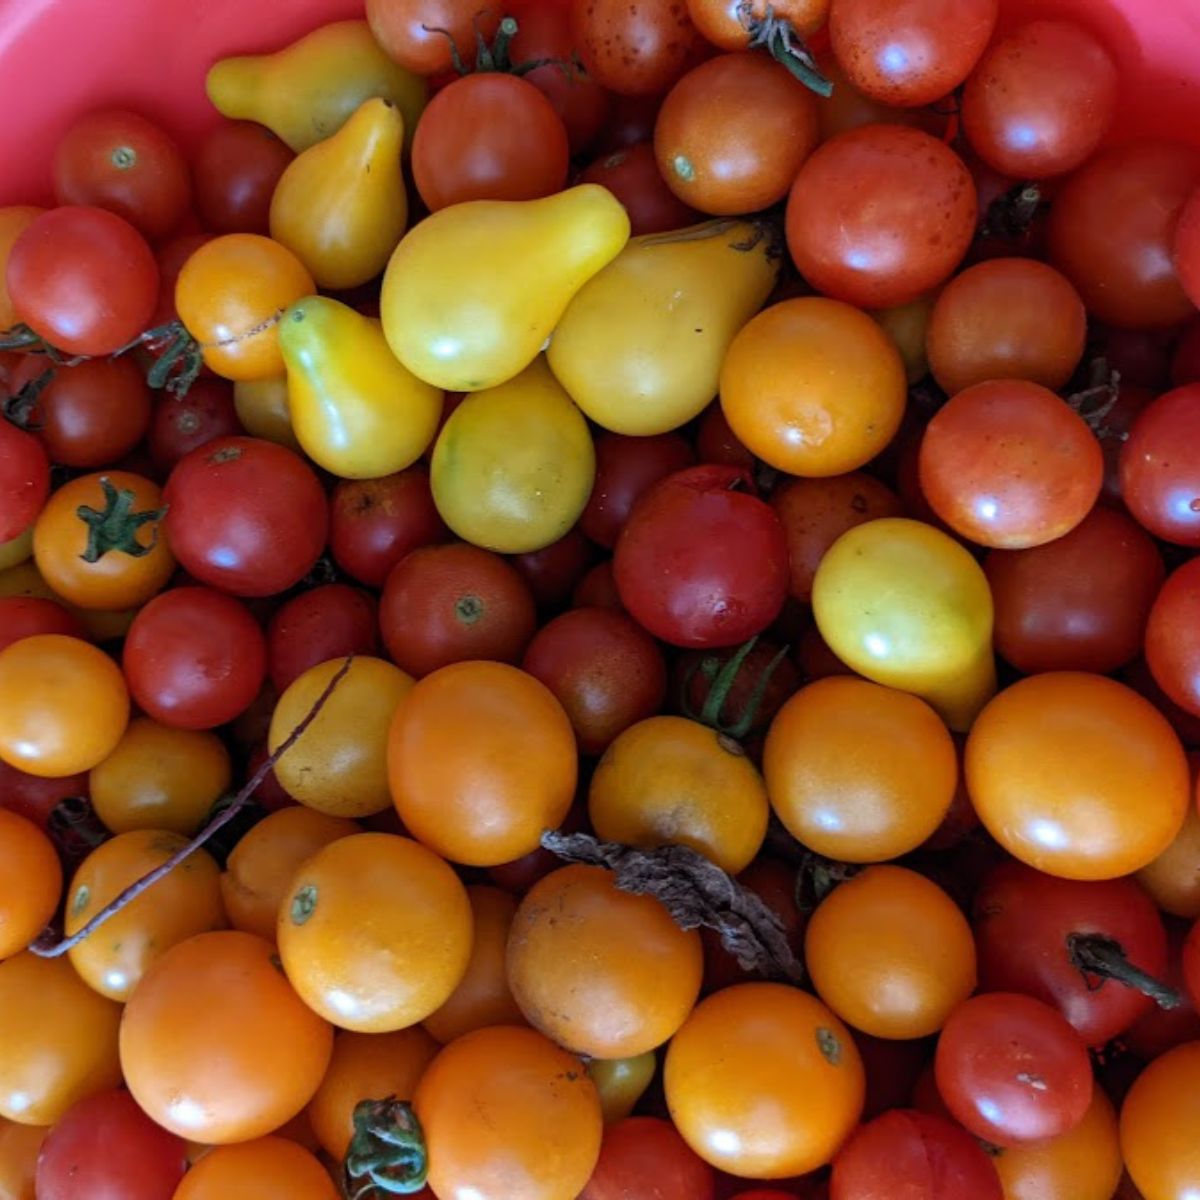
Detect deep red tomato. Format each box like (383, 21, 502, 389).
(973, 861, 1171, 1047)
(245, 740, 296, 813)
(985, 506, 1164, 675)
(0, 758, 88, 830)
(571, 0, 709, 96)
(1181, 920, 1200, 1013)
(1121, 384, 1200, 546)
(366, 0, 500, 75)
(53, 109, 191, 241)
(1099, 383, 1156, 504)
(7, 354, 151, 470)
(1176, 185, 1200, 309)
(935, 993, 1093, 1146)
(522, 607, 667, 754)
(35, 1088, 188, 1200)
(785, 125, 977, 309)
(695, 403, 755, 471)
(267, 583, 379, 693)
(148, 379, 241, 473)
(579, 142, 700, 236)
(1105, 326, 1176, 393)
(379, 542, 538, 677)
(149, 231, 212, 328)
(591, 93, 663, 154)
(163, 436, 328, 597)
(1048, 141, 1200, 329)
(580, 1116, 716, 1200)
(581, 431, 695, 550)
(329, 466, 447, 588)
(0, 418, 49, 541)
(830, 1109, 1002, 1200)
(614, 465, 788, 649)
(412, 74, 570, 211)
(193, 120, 294, 235)
(573, 560, 624, 612)
(1173, 318, 1200, 387)
(6, 205, 158, 355)
(852, 1033, 935, 1123)
(1146, 556, 1200, 718)
(672, 639, 799, 741)
(1123, 657, 1200, 751)
(123, 586, 267, 730)
(0, 596, 85, 656)
(511, 527, 594, 611)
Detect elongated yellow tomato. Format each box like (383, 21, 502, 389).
(279, 298, 441, 480)
(430, 357, 594, 553)
(381, 184, 630, 392)
(206, 19, 426, 153)
(812, 518, 996, 731)
(270, 99, 407, 290)
(548, 219, 779, 435)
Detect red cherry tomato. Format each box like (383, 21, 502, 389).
(0, 419, 49, 542)
(0, 759, 88, 830)
(1176, 185, 1200, 309)
(366, 0, 500, 76)
(0, 597, 85, 656)
(580, 1116, 716, 1200)
(579, 142, 700, 236)
(267, 584, 378, 693)
(1146, 556, 1200, 718)
(193, 120, 294, 235)
(571, 0, 709, 96)
(148, 379, 241, 473)
(573, 560, 624, 611)
(511, 527, 594, 611)
(1120, 384, 1200, 546)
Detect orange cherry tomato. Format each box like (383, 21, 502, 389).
(0, 809, 61, 960)
(172, 1136, 338, 1200)
(119, 930, 333, 1144)
(0, 1118, 46, 1200)
(32, 472, 174, 611)
(414, 1025, 603, 1200)
(65, 830, 226, 1001)
(588, 715, 769, 874)
(763, 677, 958, 863)
(221, 807, 359, 942)
(0, 207, 44, 329)
(387, 661, 577, 867)
(88, 717, 231, 835)
(308, 1027, 440, 1161)
(0, 635, 128, 778)
(1120, 1040, 1200, 1200)
(278, 833, 473, 1032)
(665, 982, 865, 1178)
(1136, 802, 1200, 920)
(0, 953, 122, 1126)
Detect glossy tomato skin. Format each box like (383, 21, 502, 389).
(1146, 557, 1200, 718)
(579, 142, 700, 236)
(1121, 384, 1200, 546)
(366, 0, 500, 75)
(163, 437, 328, 597)
(6, 206, 158, 356)
(571, 0, 709, 96)
(614, 465, 789, 649)
(35, 1088, 187, 1200)
(267, 583, 378, 693)
(1119, 1041, 1200, 1200)
(580, 1116, 716, 1200)
(148, 379, 241, 473)
(123, 587, 267, 730)
(194, 121, 295, 234)
(0, 421, 49, 543)
(687, 0, 828, 47)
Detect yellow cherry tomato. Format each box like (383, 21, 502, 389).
(233, 376, 301, 450)
(588, 1053, 657, 1124)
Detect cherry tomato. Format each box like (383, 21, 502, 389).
(614, 465, 788, 649)
(164, 436, 328, 597)
(1172, 317, 1200, 386)
(0, 808, 60, 960)
(1147, 557, 1200, 721)
(267, 583, 378, 693)
(511, 527, 594, 610)
(571, 0, 708, 96)
(194, 120, 295, 234)
(592, 93, 663, 154)
(0, 759, 87, 831)
(148, 379, 241, 472)
(6, 206, 158, 356)
(586, 1053, 657, 1125)
(0, 1119, 45, 1200)
(1120, 1041, 1200, 1200)
(0, 206, 43, 330)
(581, 1116, 716, 1200)
(0, 418, 49, 544)
(686, 0, 828, 47)
(366, 0, 500, 75)
(123, 587, 266, 730)
(1120, 384, 1200, 546)
(1176, 185, 1200, 310)
(171, 1136, 337, 1200)
(579, 142, 700, 236)
(574, 559, 624, 611)
(0, 595, 83, 656)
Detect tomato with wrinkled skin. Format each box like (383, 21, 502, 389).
(571, 0, 708, 96)
(581, 1116, 716, 1200)
(172, 1136, 337, 1200)
(579, 142, 699, 236)
(194, 121, 295, 235)
(0, 596, 83, 656)
(0, 421, 49, 545)
(1121, 384, 1200, 547)
(148, 379, 241, 471)
(267, 584, 378, 693)
(1120, 1041, 1200, 1200)
(0, 809, 60, 960)
(366, 0, 500, 75)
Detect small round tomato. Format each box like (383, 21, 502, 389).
(414, 1025, 602, 1200)
(0, 759, 87, 830)
(581, 1116, 716, 1200)
(6, 206, 158, 356)
(587, 1053, 657, 1126)
(579, 142, 699, 236)
(164, 436, 328, 597)
(0, 205, 43, 329)
(1121, 1041, 1200, 1200)
(1177, 186, 1200, 310)
(365, 0, 499, 75)
(0, 952, 122, 1126)
(0, 808, 61, 959)
(574, 559, 623, 611)
(267, 584, 378, 693)
(148, 379, 241, 471)
(0, 1119, 45, 1200)
(0, 635, 129, 778)
(0, 594, 83, 656)
(123, 588, 266, 730)
(614, 465, 788, 649)
(194, 121, 295, 234)
(33, 472, 174, 611)
(174, 235, 314, 381)
(172, 1136, 337, 1200)
(686, 0, 828, 47)
(666, 983, 864, 1178)
(571, 0, 707, 96)
(511, 527, 594, 610)
(0, 419, 49, 544)
(1137, 797, 1200, 921)
(1121, 384, 1200, 547)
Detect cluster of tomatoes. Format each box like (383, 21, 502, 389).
(2, 0, 1200, 1198)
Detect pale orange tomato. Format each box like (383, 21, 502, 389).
(1121, 1041, 1200, 1200)
(172, 1136, 338, 1200)
(0, 810, 61, 960)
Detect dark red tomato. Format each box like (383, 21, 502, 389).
(1175, 183, 1200, 308)
(246, 739, 296, 813)
(1146, 556, 1200, 718)
(985, 506, 1164, 675)
(329, 466, 446, 588)
(581, 431, 695, 549)
(726, 1194, 804, 1200)
(918, 380, 1103, 549)
(411, 74, 570, 211)
(150, 231, 212, 328)
(148, 379, 241, 472)
(579, 142, 700, 236)
(267, 583, 379, 693)
(510, 0, 611, 154)
(1048, 141, 1200, 330)
(935, 992, 1093, 1146)
(1123, 656, 1200, 750)
(1105, 326, 1176, 393)
(785, 126, 978, 309)
(1181, 921, 1200, 1014)
(1121, 384, 1200, 546)
(0, 418, 49, 541)
(522, 607, 667, 754)
(7, 354, 151, 469)
(53, 109, 191, 241)
(35, 1088, 187, 1200)
(193, 120, 294, 234)
(830, 1109, 1002, 1200)
(6, 206, 158, 356)
(580, 1116, 716, 1200)
(1172, 318, 1200, 387)
(571, 0, 709, 96)
(0, 596, 85, 655)
(829, 0, 997, 107)
(695, 403, 755, 471)
(614, 465, 789, 649)
(487, 800, 589, 894)
(123, 586, 267, 729)
(962, 20, 1117, 180)
(592, 93, 663, 154)
(1100, 384, 1156, 504)
(163, 436, 328, 597)
(366, 0, 500, 75)
(973, 861, 1172, 1047)
(673, 639, 800, 739)
(379, 542, 537, 677)
(511, 527, 594, 610)
(795, 622, 855, 682)
(0, 758, 88, 830)
(1126, 922, 1200, 1061)
(852, 1035, 935, 1123)
(573, 559, 624, 612)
